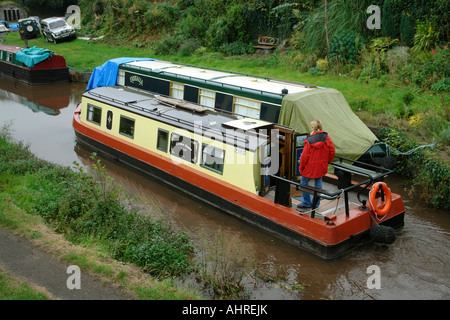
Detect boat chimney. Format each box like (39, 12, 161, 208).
(281, 88, 288, 95)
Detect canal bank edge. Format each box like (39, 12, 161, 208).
(69, 69, 92, 83)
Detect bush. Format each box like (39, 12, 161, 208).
(316, 59, 329, 72)
(220, 41, 253, 56)
(0, 140, 195, 278)
(400, 14, 414, 47)
(382, 0, 397, 38)
(413, 20, 440, 53)
(413, 45, 449, 89)
(377, 127, 449, 210)
(329, 30, 364, 63)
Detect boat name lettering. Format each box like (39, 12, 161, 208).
(129, 75, 144, 86)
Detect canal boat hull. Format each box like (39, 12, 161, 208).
(73, 99, 405, 259)
(0, 45, 69, 85)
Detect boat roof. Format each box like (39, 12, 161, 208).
(0, 45, 23, 54)
(83, 86, 273, 150)
(121, 60, 320, 97)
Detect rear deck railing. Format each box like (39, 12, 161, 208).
(270, 156, 393, 219)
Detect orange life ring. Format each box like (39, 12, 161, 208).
(369, 182, 392, 217)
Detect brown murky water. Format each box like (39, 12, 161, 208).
(1, 77, 449, 300)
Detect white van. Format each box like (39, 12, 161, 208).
(41, 17, 76, 43)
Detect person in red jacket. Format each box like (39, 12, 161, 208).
(298, 120, 335, 209)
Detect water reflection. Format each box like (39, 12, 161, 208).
(1, 76, 449, 300)
(0, 75, 86, 166)
(0, 76, 74, 114)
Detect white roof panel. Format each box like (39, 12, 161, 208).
(125, 60, 316, 95)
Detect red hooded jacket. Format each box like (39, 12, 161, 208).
(299, 131, 335, 178)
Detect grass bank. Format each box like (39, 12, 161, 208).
(0, 267, 50, 300)
(0, 125, 202, 300)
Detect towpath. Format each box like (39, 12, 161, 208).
(0, 227, 134, 300)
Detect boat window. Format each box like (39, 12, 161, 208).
(233, 97, 261, 119)
(170, 133, 199, 164)
(6, 52, 13, 62)
(199, 89, 215, 108)
(201, 144, 225, 175)
(86, 104, 102, 126)
(119, 116, 135, 139)
(170, 82, 184, 100)
(157, 129, 169, 152)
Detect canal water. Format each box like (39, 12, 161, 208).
(1, 77, 449, 300)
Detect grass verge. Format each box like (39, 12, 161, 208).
(0, 267, 50, 300)
(0, 125, 202, 300)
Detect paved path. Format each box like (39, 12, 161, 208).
(0, 227, 134, 300)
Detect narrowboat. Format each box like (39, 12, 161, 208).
(72, 85, 405, 259)
(0, 44, 69, 84)
(88, 58, 392, 168)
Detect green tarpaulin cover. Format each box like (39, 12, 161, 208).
(16, 46, 53, 68)
(279, 88, 377, 160)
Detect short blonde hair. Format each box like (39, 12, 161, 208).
(310, 120, 323, 132)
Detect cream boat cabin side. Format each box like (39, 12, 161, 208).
(73, 86, 405, 259)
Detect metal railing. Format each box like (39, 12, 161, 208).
(270, 155, 393, 218)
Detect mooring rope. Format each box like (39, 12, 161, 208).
(386, 139, 435, 156)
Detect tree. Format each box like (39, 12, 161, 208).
(382, 0, 397, 38)
(400, 14, 414, 47)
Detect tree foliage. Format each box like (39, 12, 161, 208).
(16, 0, 76, 16)
(382, 0, 397, 38)
(74, 0, 448, 55)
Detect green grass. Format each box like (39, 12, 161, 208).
(0, 268, 49, 300)
(0, 130, 201, 300)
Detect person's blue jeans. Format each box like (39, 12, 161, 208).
(301, 176, 323, 208)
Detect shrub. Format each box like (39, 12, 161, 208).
(377, 127, 449, 210)
(0, 140, 195, 278)
(316, 59, 329, 72)
(329, 30, 364, 63)
(179, 39, 201, 57)
(412, 45, 449, 89)
(400, 14, 414, 47)
(382, 0, 397, 38)
(291, 52, 317, 73)
(220, 41, 253, 56)
(413, 20, 440, 53)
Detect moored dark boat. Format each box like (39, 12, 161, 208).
(73, 86, 405, 259)
(0, 44, 69, 85)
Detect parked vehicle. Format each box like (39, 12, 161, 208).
(0, 25, 10, 34)
(41, 17, 76, 43)
(28, 16, 41, 27)
(18, 18, 41, 40)
(8, 23, 19, 31)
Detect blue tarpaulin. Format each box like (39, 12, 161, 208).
(16, 46, 54, 68)
(86, 57, 154, 91)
